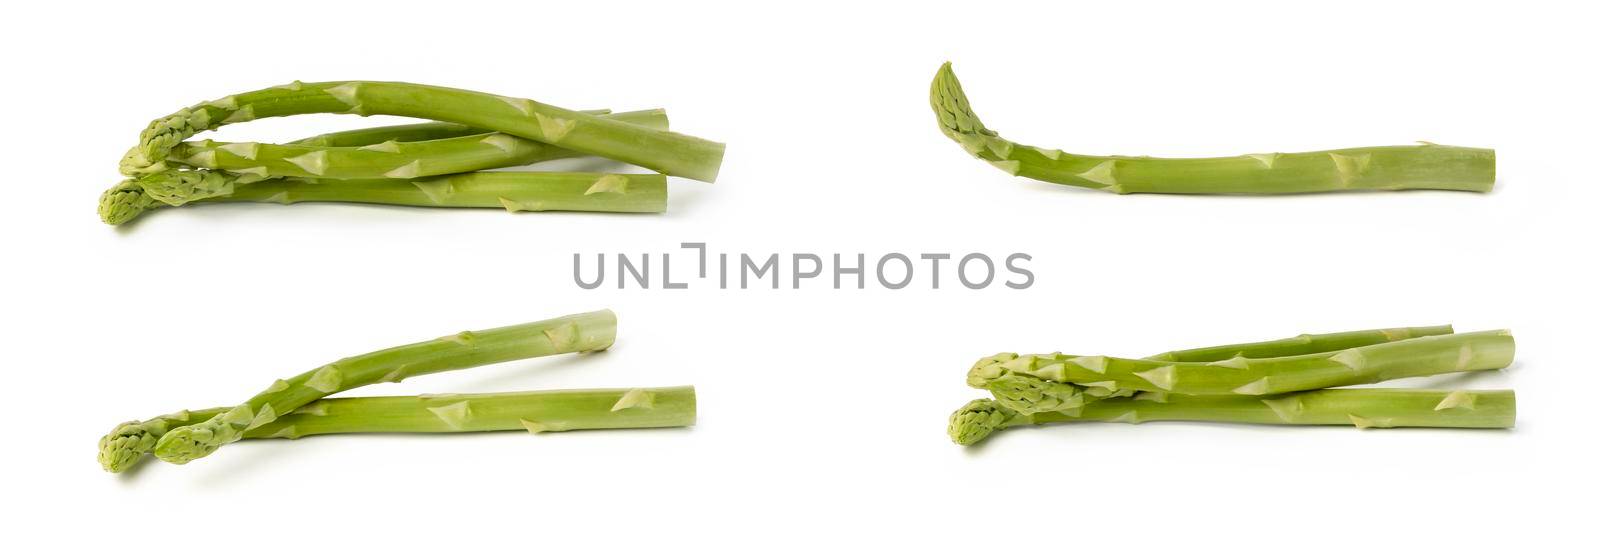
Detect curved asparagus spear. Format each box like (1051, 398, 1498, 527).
(151, 310, 616, 465)
(931, 63, 1494, 193)
(981, 325, 1456, 414)
(152, 109, 671, 181)
(285, 108, 635, 147)
(949, 389, 1516, 445)
(127, 81, 722, 181)
(972, 330, 1512, 413)
(101, 387, 694, 472)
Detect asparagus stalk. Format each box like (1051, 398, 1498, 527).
(972, 330, 1512, 414)
(126, 81, 722, 181)
(105, 171, 666, 224)
(152, 109, 670, 181)
(248, 387, 695, 438)
(211, 171, 667, 213)
(1146, 325, 1455, 362)
(949, 389, 1515, 445)
(931, 63, 1495, 194)
(150, 310, 616, 465)
(101, 387, 694, 471)
(286, 108, 632, 146)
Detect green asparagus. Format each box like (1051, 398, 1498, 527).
(286, 108, 630, 147)
(126, 81, 722, 181)
(1146, 325, 1455, 363)
(972, 330, 1512, 414)
(101, 387, 694, 471)
(949, 389, 1515, 445)
(149, 109, 670, 181)
(982, 325, 1455, 414)
(150, 310, 616, 465)
(931, 62, 1495, 193)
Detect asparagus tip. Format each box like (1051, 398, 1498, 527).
(948, 399, 1012, 446)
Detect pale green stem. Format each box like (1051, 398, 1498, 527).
(151, 310, 616, 465)
(932, 63, 1494, 193)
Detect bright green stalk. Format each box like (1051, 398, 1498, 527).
(153, 109, 671, 181)
(247, 387, 695, 438)
(983, 325, 1456, 414)
(127, 81, 722, 181)
(931, 63, 1494, 194)
(101, 387, 693, 472)
(151, 310, 616, 465)
(949, 389, 1515, 445)
(971, 330, 1513, 414)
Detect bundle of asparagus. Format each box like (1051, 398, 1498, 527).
(100, 81, 725, 225)
(931, 63, 1495, 194)
(98, 310, 696, 473)
(949, 326, 1516, 445)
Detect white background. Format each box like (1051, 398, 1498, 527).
(3, 0, 1596, 530)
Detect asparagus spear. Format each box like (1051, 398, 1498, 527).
(150, 109, 671, 181)
(931, 63, 1495, 194)
(104, 171, 667, 224)
(1146, 325, 1455, 362)
(982, 325, 1456, 414)
(101, 387, 694, 472)
(949, 389, 1515, 445)
(126, 81, 723, 181)
(150, 310, 616, 465)
(286, 108, 635, 146)
(972, 330, 1512, 414)
(248, 387, 696, 438)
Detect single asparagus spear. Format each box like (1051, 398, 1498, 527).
(101, 387, 694, 472)
(286, 108, 632, 146)
(152, 109, 671, 181)
(126, 81, 722, 181)
(949, 389, 1515, 445)
(102, 171, 667, 224)
(971, 330, 1512, 414)
(191, 171, 664, 212)
(1146, 325, 1455, 362)
(151, 310, 616, 465)
(931, 63, 1494, 193)
(982, 325, 1456, 414)
(248, 387, 695, 438)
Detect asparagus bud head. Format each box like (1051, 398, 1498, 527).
(153, 424, 224, 464)
(98, 179, 161, 225)
(985, 373, 1086, 415)
(98, 421, 158, 473)
(138, 169, 239, 206)
(948, 399, 1019, 446)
